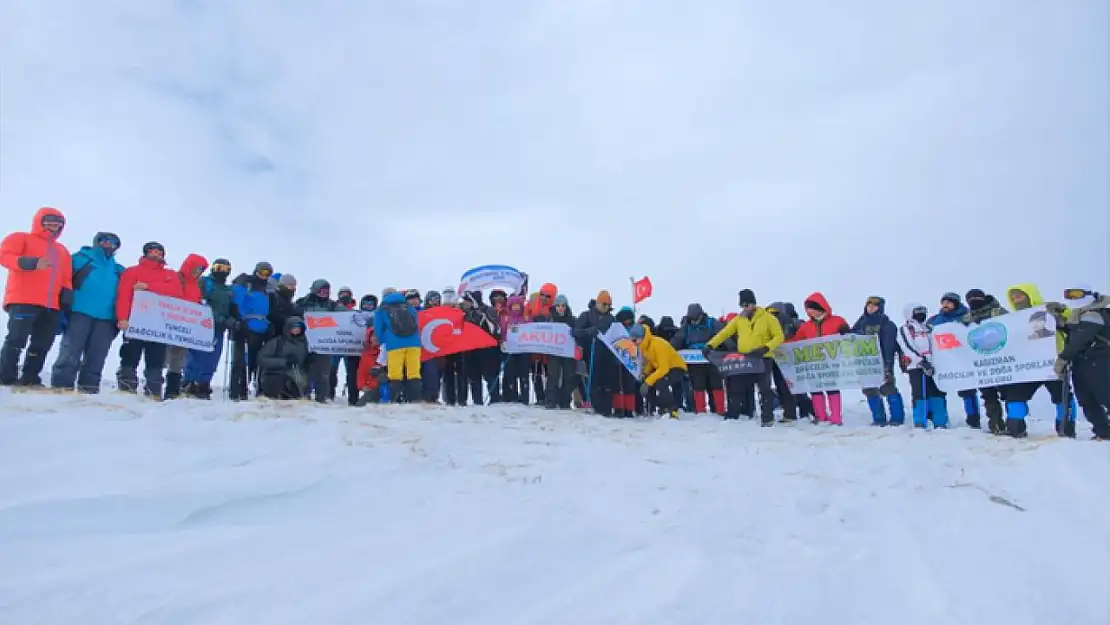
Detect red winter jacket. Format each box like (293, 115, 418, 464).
(792, 291, 850, 341)
(116, 257, 186, 322)
(0, 207, 73, 311)
(178, 254, 209, 304)
(357, 326, 382, 391)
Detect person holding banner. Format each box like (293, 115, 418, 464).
(670, 303, 725, 415)
(792, 292, 851, 425)
(163, 253, 209, 399)
(297, 279, 346, 402)
(705, 289, 785, 425)
(541, 294, 577, 410)
(851, 296, 906, 426)
(499, 295, 531, 404)
(963, 289, 1013, 434)
(629, 324, 687, 419)
(574, 291, 618, 417)
(114, 242, 184, 397)
(897, 303, 949, 429)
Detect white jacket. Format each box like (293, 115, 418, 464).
(897, 303, 934, 370)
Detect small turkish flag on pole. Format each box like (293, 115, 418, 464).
(631, 276, 653, 305)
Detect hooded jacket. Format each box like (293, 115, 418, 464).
(1, 207, 73, 311)
(178, 254, 209, 304)
(373, 291, 422, 351)
(640, 325, 688, 385)
(258, 316, 310, 385)
(1007, 282, 1067, 354)
(964, 294, 1007, 324)
(200, 272, 235, 332)
(793, 292, 850, 340)
(896, 303, 934, 370)
(525, 283, 558, 320)
(69, 236, 125, 320)
(707, 306, 784, 354)
(928, 300, 970, 326)
(851, 296, 900, 371)
(500, 295, 528, 338)
(116, 255, 185, 323)
(670, 304, 721, 350)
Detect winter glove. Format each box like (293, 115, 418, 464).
(1045, 302, 1067, 322)
(883, 369, 894, 385)
(838, 326, 852, 335)
(16, 256, 49, 271)
(1053, 357, 1069, 378)
(921, 360, 936, 377)
(500, 342, 508, 353)
(899, 355, 910, 373)
(59, 287, 73, 313)
(748, 346, 769, 358)
(639, 382, 650, 397)
(701, 346, 713, 359)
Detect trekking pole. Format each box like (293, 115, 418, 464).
(222, 334, 231, 401)
(1060, 362, 1072, 435)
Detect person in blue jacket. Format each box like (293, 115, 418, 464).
(50, 232, 124, 393)
(374, 290, 423, 403)
(927, 292, 981, 428)
(228, 261, 273, 400)
(851, 296, 906, 426)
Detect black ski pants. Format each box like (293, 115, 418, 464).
(1, 304, 59, 386)
(117, 339, 167, 396)
(1072, 351, 1110, 439)
(229, 332, 267, 400)
(442, 353, 468, 405)
(727, 359, 774, 423)
(545, 356, 576, 409)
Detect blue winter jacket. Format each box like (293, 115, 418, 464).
(928, 304, 969, 327)
(851, 299, 899, 370)
(70, 244, 124, 321)
(232, 276, 271, 335)
(373, 291, 422, 352)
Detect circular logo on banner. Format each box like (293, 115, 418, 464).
(968, 322, 1008, 355)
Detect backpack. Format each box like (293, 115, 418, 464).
(387, 303, 418, 337)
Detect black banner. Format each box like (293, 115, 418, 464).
(707, 350, 766, 377)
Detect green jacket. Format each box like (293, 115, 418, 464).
(201, 275, 235, 331)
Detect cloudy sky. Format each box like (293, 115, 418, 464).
(2, 0, 1107, 325)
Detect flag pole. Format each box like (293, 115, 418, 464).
(629, 276, 636, 315)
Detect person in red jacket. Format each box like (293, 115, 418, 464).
(355, 294, 382, 405)
(0, 207, 73, 386)
(792, 291, 852, 425)
(114, 242, 185, 398)
(163, 253, 209, 399)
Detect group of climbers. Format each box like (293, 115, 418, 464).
(3, 207, 1109, 441)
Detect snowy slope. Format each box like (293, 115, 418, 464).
(1, 390, 1107, 625)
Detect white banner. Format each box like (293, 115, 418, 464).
(679, 349, 708, 364)
(124, 291, 215, 351)
(930, 306, 1057, 392)
(773, 334, 884, 393)
(303, 311, 372, 356)
(504, 322, 576, 358)
(598, 324, 643, 379)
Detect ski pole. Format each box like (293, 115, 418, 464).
(1060, 362, 1072, 434)
(222, 334, 231, 401)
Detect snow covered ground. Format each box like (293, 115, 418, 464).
(1, 388, 1107, 625)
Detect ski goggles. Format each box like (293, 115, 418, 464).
(211, 262, 232, 273)
(1064, 288, 1093, 300)
(255, 268, 273, 278)
(95, 232, 121, 249)
(912, 306, 928, 317)
(866, 297, 883, 307)
(41, 214, 65, 227)
(145, 247, 165, 259)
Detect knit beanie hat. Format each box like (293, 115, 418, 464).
(965, 289, 986, 303)
(311, 279, 330, 293)
(553, 294, 569, 307)
(738, 289, 757, 306)
(941, 292, 962, 306)
(278, 273, 297, 288)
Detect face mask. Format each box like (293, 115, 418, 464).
(211, 271, 230, 283)
(912, 312, 927, 323)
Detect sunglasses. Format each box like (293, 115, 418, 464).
(212, 263, 232, 273)
(866, 298, 882, 306)
(1064, 288, 1092, 300)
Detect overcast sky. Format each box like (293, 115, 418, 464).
(2, 0, 1107, 326)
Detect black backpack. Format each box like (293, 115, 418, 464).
(387, 303, 418, 337)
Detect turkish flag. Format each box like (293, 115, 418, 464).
(633, 276, 653, 304)
(418, 306, 497, 361)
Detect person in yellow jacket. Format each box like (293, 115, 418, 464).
(1005, 283, 1080, 437)
(628, 323, 687, 419)
(704, 289, 785, 424)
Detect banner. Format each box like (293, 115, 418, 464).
(930, 306, 1058, 392)
(773, 334, 884, 393)
(706, 350, 766, 376)
(304, 311, 370, 355)
(419, 306, 498, 361)
(598, 324, 643, 379)
(124, 291, 216, 351)
(679, 349, 707, 364)
(503, 322, 576, 358)
(458, 264, 526, 296)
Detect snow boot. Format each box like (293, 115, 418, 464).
(196, 381, 213, 400)
(389, 381, 405, 404)
(827, 393, 843, 425)
(886, 394, 906, 425)
(984, 401, 1004, 434)
(164, 372, 183, 400)
(1055, 399, 1078, 438)
(404, 379, 422, 404)
(962, 393, 981, 429)
(866, 395, 888, 426)
(812, 394, 828, 423)
(1005, 401, 1028, 438)
(927, 397, 949, 428)
(912, 399, 929, 428)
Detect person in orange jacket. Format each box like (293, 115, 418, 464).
(525, 282, 559, 404)
(163, 253, 209, 399)
(792, 291, 852, 425)
(355, 294, 382, 405)
(0, 207, 73, 386)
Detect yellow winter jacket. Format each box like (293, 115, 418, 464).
(707, 307, 784, 354)
(640, 326, 688, 386)
(1006, 282, 1068, 353)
